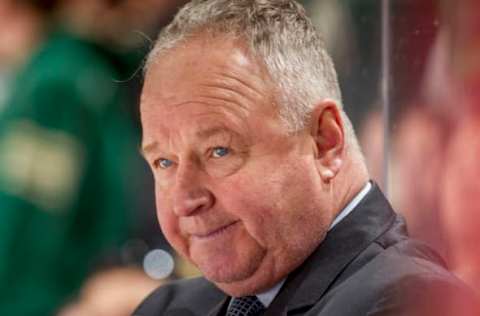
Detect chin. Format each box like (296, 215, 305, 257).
(198, 252, 263, 284)
(205, 254, 283, 297)
(192, 251, 269, 296)
(213, 266, 278, 297)
(191, 234, 267, 280)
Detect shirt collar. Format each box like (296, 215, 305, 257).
(256, 279, 286, 307)
(252, 181, 372, 308)
(329, 181, 372, 231)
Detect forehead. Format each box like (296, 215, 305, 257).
(140, 35, 280, 142)
(141, 34, 272, 105)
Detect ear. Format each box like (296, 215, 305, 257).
(310, 100, 345, 183)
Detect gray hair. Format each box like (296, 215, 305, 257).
(145, 0, 361, 155)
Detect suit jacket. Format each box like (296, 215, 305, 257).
(134, 184, 479, 316)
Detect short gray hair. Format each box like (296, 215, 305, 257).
(145, 0, 360, 151)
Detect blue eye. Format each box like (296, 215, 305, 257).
(212, 147, 230, 158)
(157, 158, 173, 169)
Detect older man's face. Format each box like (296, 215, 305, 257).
(141, 36, 334, 295)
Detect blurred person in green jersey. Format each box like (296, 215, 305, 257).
(0, 0, 184, 314)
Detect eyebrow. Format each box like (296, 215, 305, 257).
(139, 141, 157, 158)
(140, 126, 239, 158)
(195, 126, 235, 139)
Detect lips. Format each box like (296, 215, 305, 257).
(190, 221, 240, 240)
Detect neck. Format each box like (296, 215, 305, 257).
(331, 156, 369, 219)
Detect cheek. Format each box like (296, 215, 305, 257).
(234, 156, 317, 210)
(218, 168, 297, 245)
(221, 157, 324, 244)
(219, 178, 271, 241)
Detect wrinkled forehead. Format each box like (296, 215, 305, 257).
(142, 35, 271, 101)
(139, 34, 283, 146)
(147, 32, 258, 71)
(140, 34, 280, 123)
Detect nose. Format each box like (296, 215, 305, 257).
(172, 162, 214, 217)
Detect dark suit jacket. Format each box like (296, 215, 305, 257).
(134, 184, 479, 316)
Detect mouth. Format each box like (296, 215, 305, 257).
(191, 221, 240, 240)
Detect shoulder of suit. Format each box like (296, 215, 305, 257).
(134, 277, 225, 316)
(321, 235, 477, 315)
(367, 240, 479, 315)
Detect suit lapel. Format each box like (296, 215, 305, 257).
(266, 184, 400, 314)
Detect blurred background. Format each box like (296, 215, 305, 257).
(0, 0, 479, 315)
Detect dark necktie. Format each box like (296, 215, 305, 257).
(227, 296, 266, 316)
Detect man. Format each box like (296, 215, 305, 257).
(135, 0, 478, 315)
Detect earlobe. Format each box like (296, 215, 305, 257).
(310, 100, 345, 182)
